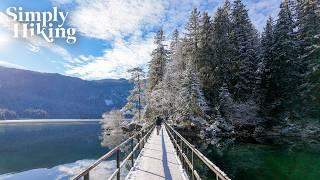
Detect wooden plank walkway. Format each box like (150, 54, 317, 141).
(126, 125, 188, 180)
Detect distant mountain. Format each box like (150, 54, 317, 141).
(0, 66, 132, 119)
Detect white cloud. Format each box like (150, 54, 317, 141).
(0, 12, 11, 30)
(246, 0, 280, 31)
(0, 31, 12, 50)
(0, 0, 279, 80)
(0, 60, 26, 69)
(64, 0, 281, 80)
(62, 0, 217, 79)
(65, 34, 155, 79)
(70, 0, 166, 40)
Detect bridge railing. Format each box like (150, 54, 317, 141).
(164, 122, 231, 180)
(72, 123, 155, 180)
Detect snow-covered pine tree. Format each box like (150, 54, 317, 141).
(197, 12, 214, 105)
(173, 8, 212, 127)
(198, 12, 213, 71)
(264, 0, 299, 122)
(218, 83, 235, 124)
(122, 67, 146, 122)
(161, 30, 182, 121)
(147, 29, 168, 92)
(144, 29, 169, 121)
(231, 0, 259, 101)
(175, 67, 210, 126)
(209, 0, 234, 106)
(298, 0, 320, 119)
(170, 29, 179, 56)
(184, 8, 201, 70)
(196, 12, 214, 107)
(259, 17, 274, 113)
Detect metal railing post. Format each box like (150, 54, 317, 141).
(175, 134, 178, 151)
(181, 141, 185, 169)
(84, 173, 89, 180)
(142, 130, 145, 148)
(131, 138, 134, 167)
(116, 148, 120, 180)
(180, 138, 182, 150)
(191, 150, 194, 180)
(137, 134, 140, 151)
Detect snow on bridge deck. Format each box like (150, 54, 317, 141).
(126, 125, 188, 180)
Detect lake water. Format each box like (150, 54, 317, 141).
(0, 121, 319, 180)
(0, 120, 114, 180)
(204, 139, 320, 180)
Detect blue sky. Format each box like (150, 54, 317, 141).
(0, 0, 280, 80)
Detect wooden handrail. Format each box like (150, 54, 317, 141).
(164, 122, 231, 180)
(72, 123, 155, 180)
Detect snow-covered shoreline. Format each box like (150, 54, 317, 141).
(0, 119, 101, 124)
(0, 159, 116, 180)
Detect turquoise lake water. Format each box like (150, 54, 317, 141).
(203, 139, 320, 180)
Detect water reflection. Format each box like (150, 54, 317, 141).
(0, 122, 107, 175)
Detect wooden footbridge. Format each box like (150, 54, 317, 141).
(72, 123, 230, 180)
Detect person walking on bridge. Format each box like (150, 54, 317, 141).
(156, 116, 162, 135)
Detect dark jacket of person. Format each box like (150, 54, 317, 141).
(156, 116, 162, 126)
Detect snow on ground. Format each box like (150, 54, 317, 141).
(126, 126, 188, 180)
(0, 159, 116, 180)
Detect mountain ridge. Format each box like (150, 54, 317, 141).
(0, 66, 131, 119)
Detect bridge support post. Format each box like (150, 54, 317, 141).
(137, 134, 140, 151)
(143, 135, 145, 148)
(181, 141, 184, 169)
(131, 138, 134, 167)
(84, 173, 89, 180)
(191, 151, 194, 180)
(116, 148, 120, 180)
(180, 138, 183, 164)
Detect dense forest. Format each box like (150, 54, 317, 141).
(143, 0, 320, 140)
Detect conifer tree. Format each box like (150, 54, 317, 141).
(184, 8, 201, 70)
(162, 30, 182, 120)
(197, 12, 214, 105)
(170, 29, 179, 56)
(122, 67, 145, 121)
(144, 29, 168, 121)
(198, 12, 213, 70)
(175, 67, 210, 126)
(298, 0, 320, 118)
(231, 0, 259, 101)
(143, 0, 320, 134)
(147, 29, 168, 92)
(263, 0, 299, 122)
(259, 17, 274, 112)
(209, 0, 234, 105)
